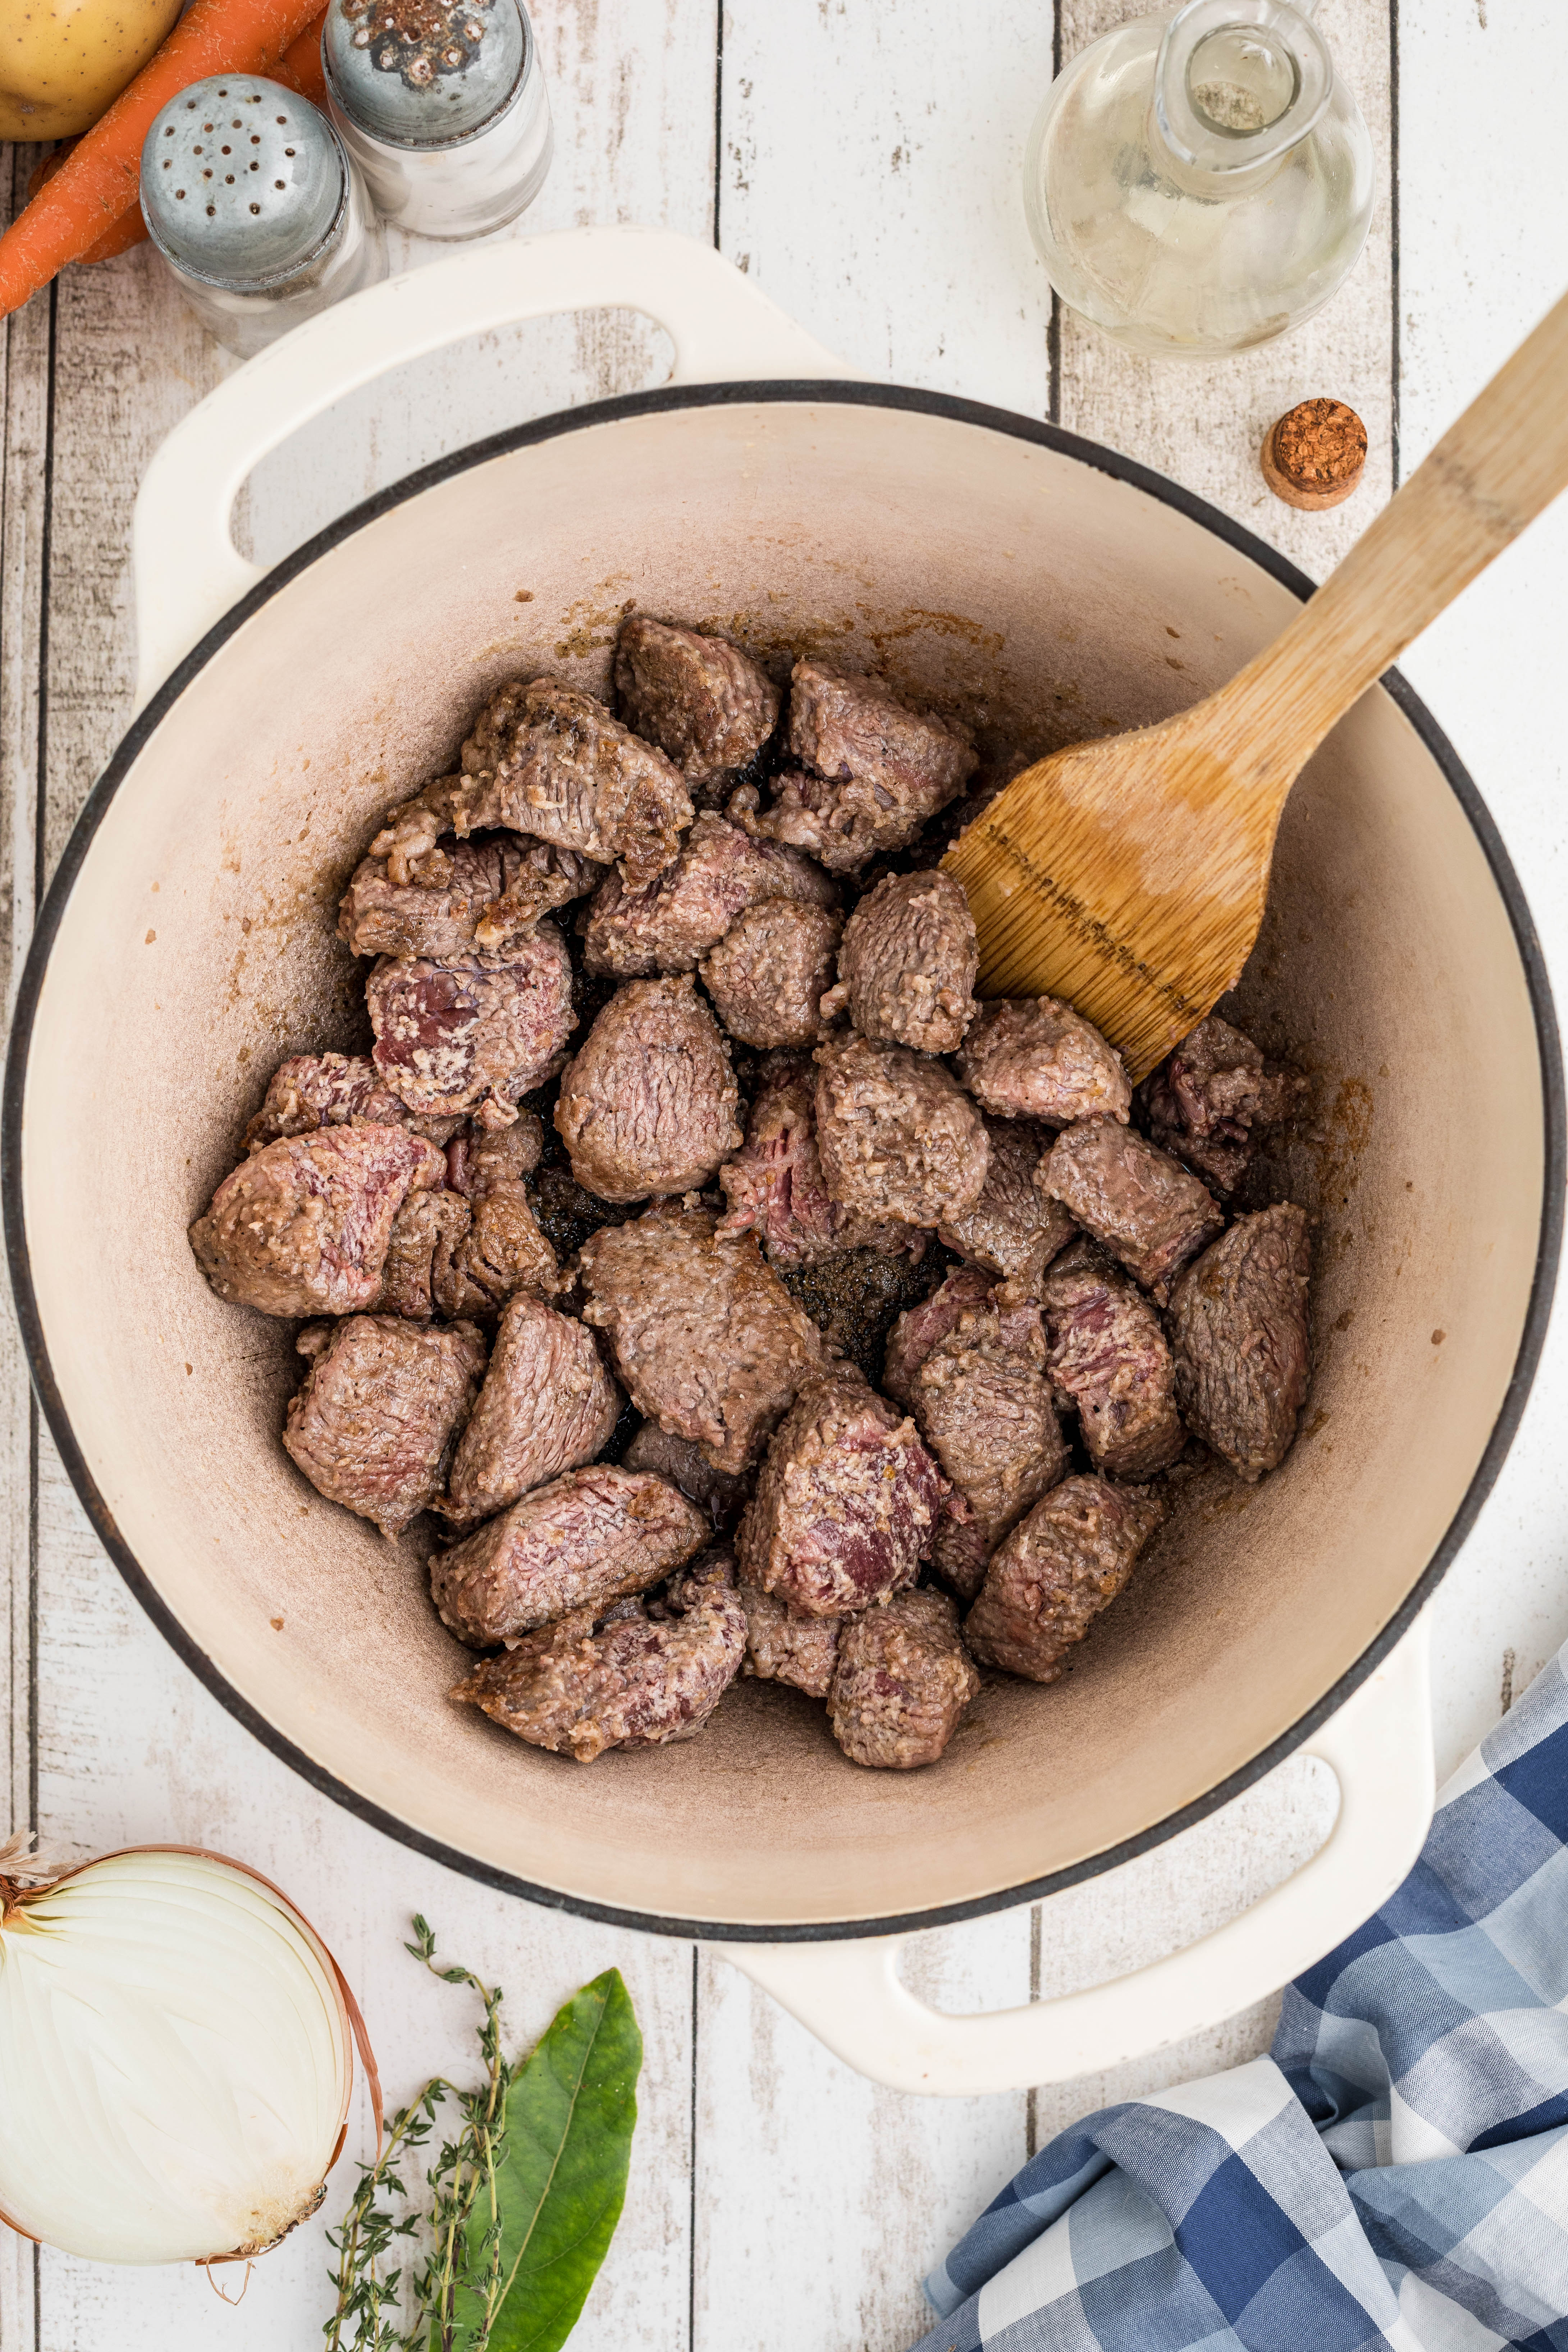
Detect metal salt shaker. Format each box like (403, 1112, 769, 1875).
(140, 75, 386, 360)
(322, 0, 552, 242)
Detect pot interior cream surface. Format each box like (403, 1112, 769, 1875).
(21, 399, 1545, 1928)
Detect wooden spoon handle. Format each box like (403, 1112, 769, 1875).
(1217, 284, 1568, 778)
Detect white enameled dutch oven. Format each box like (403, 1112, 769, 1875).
(5, 229, 1560, 2096)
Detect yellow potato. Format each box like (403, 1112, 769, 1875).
(0, 0, 183, 143)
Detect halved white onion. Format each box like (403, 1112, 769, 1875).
(0, 1846, 377, 2266)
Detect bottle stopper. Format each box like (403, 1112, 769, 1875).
(1262, 399, 1368, 510)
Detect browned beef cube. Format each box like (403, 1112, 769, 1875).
(437, 1118, 560, 1313)
(377, 1189, 474, 1319)
(700, 900, 842, 1049)
(430, 1463, 708, 1648)
(440, 1295, 621, 1524)
(577, 1203, 826, 1474)
(453, 1560, 746, 1762)
(581, 812, 837, 979)
(882, 1264, 996, 1408)
(1139, 1014, 1306, 1194)
(821, 870, 978, 1054)
(614, 617, 782, 805)
(907, 1294, 1069, 1600)
(737, 1368, 944, 1616)
(283, 1315, 487, 1537)
(190, 1125, 447, 1318)
(736, 661, 976, 874)
(937, 1116, 1077, 1298)
(622, 1420, 753, 1532)
(367, 922, 575, 1128)
(739, 1581, 842, 1698)
(957, 997, 1131, 1126)
(1039, 1241, 1185, 1482)
(555, 975, 742, 1204)
(814, 1032, 989, 1232)
(1040, 1121, 1222, 1305)
(463, 679, 693, 889)
(339, 832, 601, 961)
(828, 1588, 979, 1768)
(243, 1052, 462, 1153)
(1169, 1204, 1311, 1481)
(717, 1054, 919, 1267)
(965, 1475, 1167, 1683)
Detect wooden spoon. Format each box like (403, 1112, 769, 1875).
(943, 289, 1568, 1082)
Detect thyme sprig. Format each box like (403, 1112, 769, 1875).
(324, 1916, 511, 2352)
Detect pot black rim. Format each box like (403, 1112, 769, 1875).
(5, 378, 1562, 1943)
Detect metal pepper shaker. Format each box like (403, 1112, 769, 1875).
(321, 0, 552, 242)
(141, 75, 386, 360)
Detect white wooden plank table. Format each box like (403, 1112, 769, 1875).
(3, 2, 1567, 2344)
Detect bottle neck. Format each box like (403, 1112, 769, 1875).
(1151, 0, 1333, 194)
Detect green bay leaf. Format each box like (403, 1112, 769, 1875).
(457, 1967, 641, 2352)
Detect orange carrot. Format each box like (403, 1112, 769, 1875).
(0, 0, 326, 316)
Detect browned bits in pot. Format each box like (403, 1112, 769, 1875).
(1261, 399, 1368, 510)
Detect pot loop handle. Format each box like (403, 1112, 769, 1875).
(131, 224, 859, 712)
(714, 1617, 1433, 2096)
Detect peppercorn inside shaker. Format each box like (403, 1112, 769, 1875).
(323, 0, 552, 242)
(140, 75, 386, 360)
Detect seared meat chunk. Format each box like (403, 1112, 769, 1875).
(965, 1475, 1167, 1683)
(437, 1118, 559, 1312)
(581, 812, 836, 980)
(367, 921, 574, 1128)
(614, 617, 781, 804)
(814, 1032, 989, 1232)
(1040, 1120, 1222, 1305)
(461, 679, 692, 890)
(957, 997, 1131, 1126)
(736, 660, 976, 873)
(937, 1116, 1076, 1298)
(1039, 1241, 1185, 1482)
(717, 1054, 918, 1267)
(739, 1582, 842, 1698)
(441, 1295, 621, 1524)
(820, 870, 977, 1054)
(452, 1559, 745, 1762)
(377, 1188, 474, 1319)
(577, 1203, 826, 1474)
(906, 1291, 1069, 1600)
(1169, 1204, 1311, 1481)
(737, 1368, 944, 1617)
(190, 1124, 447, 1318)
(243, 1052, 461, 1152)
(700, 900, 842, 1049)
(555, 975, 742, 1203)
(430, 1463, 708, 1648)
(339, 832, 600, 961)
(371, 682, 692, 893)
(622, 1420, 753, 1533)
(882, 1264, 996, 1409)
(829, 1588, 979, 1770)
(283, 1315, 486, 1537)
(1140, 1014, 1306, 1194)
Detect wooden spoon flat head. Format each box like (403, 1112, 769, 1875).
(942, 708, 1285, 1083)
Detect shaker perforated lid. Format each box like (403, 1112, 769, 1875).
(140, 77, 345, 288)
(324, 0, 525, 147)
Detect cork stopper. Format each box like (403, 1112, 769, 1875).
(1261, 398, 1368, 510)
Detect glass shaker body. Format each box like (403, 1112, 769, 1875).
(323, 0, 553, 242)
(1022, 1, 1374, 360)
(141, 76, 387, 360)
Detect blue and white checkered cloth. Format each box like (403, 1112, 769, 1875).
(915, 1642, 1568, 2352)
